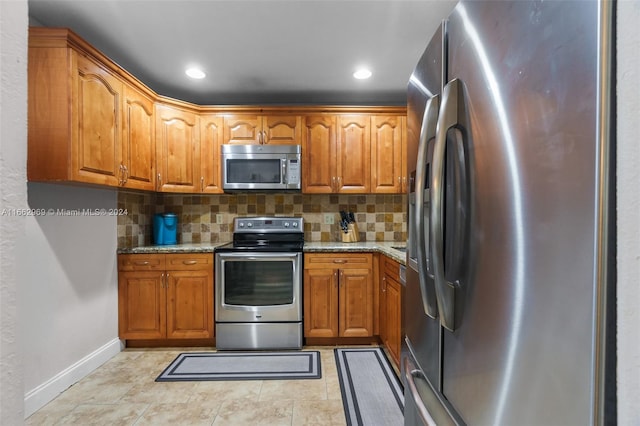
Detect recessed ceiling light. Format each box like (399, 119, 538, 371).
(353, 68, 372, 80)
(185, 67, 206, 79)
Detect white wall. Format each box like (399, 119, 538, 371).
(616, 1, 640, 424)
(0, 0, 28, 424)
(19, 184, 121, 417)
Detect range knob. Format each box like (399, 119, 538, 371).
(247, 222, 253, 228)
(292, 222, 298, 228)
(238, 222, 244, 228)
(284, 222, 290, 228)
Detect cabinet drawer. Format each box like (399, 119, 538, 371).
(165, 253, 213, 270)
(383, 256, 401, 283)
(304, 253, 372, 269)
(118, 254, 165, 271)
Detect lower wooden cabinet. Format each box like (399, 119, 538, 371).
(118, 253, 214, 340)
(303, 253, 373, 338)
(380, 255, 403, 365)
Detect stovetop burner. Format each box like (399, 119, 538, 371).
(216, 217, 304, 252)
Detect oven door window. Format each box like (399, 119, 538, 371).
(223, 260, 293, 306)
(227, 159, 281, 184)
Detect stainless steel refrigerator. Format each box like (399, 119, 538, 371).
(403, 1, 616, 425)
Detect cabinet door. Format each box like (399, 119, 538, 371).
(72, 55, 122, 186)
(263, 115, 301, 145)
(166, 269, 214, 339)
(371, 115, 404, 193)
(223, 115, 261, 144)
(304, 268, 339, 337)
(336, 115, 370, 193)
(122, 85, 155, 190)
(385, 275, 402, 366)
(339, 268, 373, 337)
(302, 116, 336, 193)
(380, 275, 389, 345)
(200, 114, 224, 193)
(118, 270, 165, 339)
(156, 104, 200, 192)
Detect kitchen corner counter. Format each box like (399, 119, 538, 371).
(304, 241, 406, 265)
(117, 241, 407, 265)
(117, 242, 230, 254)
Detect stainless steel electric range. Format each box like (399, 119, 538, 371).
(214, 217, 304, 350)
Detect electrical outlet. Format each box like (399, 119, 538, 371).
(216, 214, 223, 223)
(323, 213, 335, 225)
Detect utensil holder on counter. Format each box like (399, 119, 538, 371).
(341, 223, 359, 243)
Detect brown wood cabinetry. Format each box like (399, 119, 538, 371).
(303, 114, 406, 194)
(199, 114, 224, 193)
(304, 253, 373, 338)
(371, 116, 406, 193)
(223, 115, 301, 145)
(122, 85, 156, 190)
(28, 28, 155, 189)
(380, 255, 403, 366)
(118, 253, 214, 340)
(155, 104, 200, 192)
(27, 29, 407, 194)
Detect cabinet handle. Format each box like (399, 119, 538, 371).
(262, 131, 268, 144)
(161, 272, 165, 288)
(332, 177, 336, 191)
(337, 176, 342, 188)
(134, 261, 150, 266)
(333, 259, 347, 264)
(382, 276, 386, 292)
(165, 273, 169, 288)
(201, 176, 204, 192)
(182, 260, 198, 265)
(157, 173, 162, 190)
(118, 164, 124, 186)
(122, 165, 128, 184)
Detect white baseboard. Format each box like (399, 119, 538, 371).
(23, 338, 124, 418)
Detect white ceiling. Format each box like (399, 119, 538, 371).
(28, 0, 457, 106)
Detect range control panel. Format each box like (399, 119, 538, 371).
(234, 217, 304, 233)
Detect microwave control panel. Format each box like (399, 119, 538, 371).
(287, 159, 300, 184)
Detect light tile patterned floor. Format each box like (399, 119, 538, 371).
(26, 347, 347, 426)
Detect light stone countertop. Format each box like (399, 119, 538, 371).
(117, 241, 407, 265)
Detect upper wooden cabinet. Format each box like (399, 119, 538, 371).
(155, 104, 200, 193)
(303, 114, 406, 194)
(337, 115, 371, 193)
(302, 115, 371, 193)
(27, 28, 406, 193)
(371, 116, 406, 193)
(302, 116, 337, 193)
(223, 115, 301, 145)
(122, 85, 156, 190)
(28, 28, 155, 189)
(200, 114, 224, 193)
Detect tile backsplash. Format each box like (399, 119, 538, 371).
(117, 192, 406, 248)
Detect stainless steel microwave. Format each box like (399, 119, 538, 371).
(221, 144, 301, 191)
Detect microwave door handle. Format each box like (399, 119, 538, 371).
(282, 159, 287, 184)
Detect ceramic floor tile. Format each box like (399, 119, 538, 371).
(134, 402, 219, 426)
(292, 400, 347, 426)
(120, 381, 199, 404)
(189, 380, 263, 403)
(27, 346, 384, 425)
(213, 399, 293, 426)
(58, 402, 148, 425)
(259, 378, 328, 401)
(25, 402, 78, 426)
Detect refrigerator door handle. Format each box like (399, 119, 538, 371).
(431, 78, 466, 332)
(403, 356, 438, 426)
(415, 94, 440, 319)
